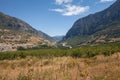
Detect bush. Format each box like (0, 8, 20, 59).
(17, 46, 26, 50)
(0, 42, 120, 60)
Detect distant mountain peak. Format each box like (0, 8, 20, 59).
(52, 35, 64, 42)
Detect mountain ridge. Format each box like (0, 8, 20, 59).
(0, 12, 54, 40)
(63, 0, 120, 46)
(0, 12, 55, 52)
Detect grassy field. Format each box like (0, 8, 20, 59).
(0, 53, 120, 80)
(0, 42, 120, 80)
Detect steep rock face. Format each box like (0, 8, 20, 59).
(65, 0, 120, 39)
(0, 12, 55, 51)
(63, 0, 120, 46)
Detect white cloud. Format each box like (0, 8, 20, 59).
(63, 5, 89, 16)
(100, 0, 114, 3)
(51, 4, 89, 16)
(51, 0, 89, 16)
(51, 8, 64, 12)
(55, 0, 72, 5)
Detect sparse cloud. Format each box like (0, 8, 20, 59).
(51, 5, 89, 16)
(51, 8, 64, 12)
(64, 5, 89, 16)
(55, 0, 72, 5)
(100, 0, 114, 3)
(51, 0, 89, 16)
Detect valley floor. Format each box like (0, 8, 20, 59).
(0, 52, 120, 80)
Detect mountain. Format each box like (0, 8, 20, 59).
(63, 0, 120, 47)
(38, 31, 55, 42)
(52, 35, 64, 42)
(0, 12, 55, 52)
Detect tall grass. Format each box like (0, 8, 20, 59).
(0, 53, 120, 80)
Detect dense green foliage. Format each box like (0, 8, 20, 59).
(0, 42, 120, 60)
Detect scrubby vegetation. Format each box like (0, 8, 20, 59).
(0, 42, 120, 60)
(0, 53, 120, 80)
(0, 42, 120, 80)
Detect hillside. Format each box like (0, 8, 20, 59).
(0, 12, 55, 52)
(63, 0, 120, 47)
(38, 31, 55, 42)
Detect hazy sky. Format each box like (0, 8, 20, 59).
(0, 0, 116, 36)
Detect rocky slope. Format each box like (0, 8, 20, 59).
(0, 12, 55, 52)
(63, 0, 120, 46)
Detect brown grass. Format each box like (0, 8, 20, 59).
(0, 53, 120, 80)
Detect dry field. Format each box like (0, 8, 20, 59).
(0, 53, 120, 80)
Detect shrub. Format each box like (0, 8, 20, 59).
(0, 42, 120, 60)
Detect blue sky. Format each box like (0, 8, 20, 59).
(0, 0, 116, 36)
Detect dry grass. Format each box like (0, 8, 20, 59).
(0, 53, 120, 80)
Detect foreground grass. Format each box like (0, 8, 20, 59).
(0, 42, 120, 80)
(0, 53, 120, 80)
